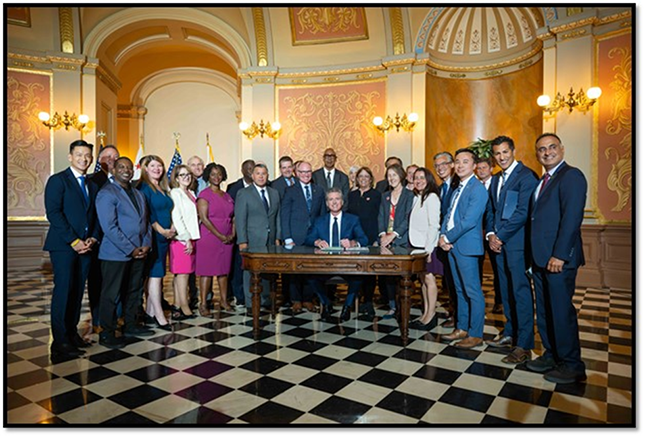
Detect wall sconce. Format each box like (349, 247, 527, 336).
(537, 86, 602, 116)
(38, 110, 90, 131)
(372, 112, 418, 133)
(239, 120, 281, 140)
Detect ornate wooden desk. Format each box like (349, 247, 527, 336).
(241, 246, 427, 345)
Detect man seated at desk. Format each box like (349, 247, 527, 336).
(304, 187, 368, 322)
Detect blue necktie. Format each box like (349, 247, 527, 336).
(305, 185, 312, 212)
(441, 182, 447, 202)
(447, 184, 463, 221)
(332, 217, 340, 247)
(261, 189, 269, 213)
(497, 172, 507, 201)
(79, 175, 89, 205)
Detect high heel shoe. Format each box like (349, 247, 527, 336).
(199, 304, 211, 317)
(154, 316, 173, 331)
(410, 314, 438, 330)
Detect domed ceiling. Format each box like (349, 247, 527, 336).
(424, 7, 544, 69)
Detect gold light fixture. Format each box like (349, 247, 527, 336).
(38, 110, 90, 131)
(372, 112, 418, 133)
(537, 86, 602, 116)
(239, 120, 281, 140)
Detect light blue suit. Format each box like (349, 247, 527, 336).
(440, 175, 488, 337)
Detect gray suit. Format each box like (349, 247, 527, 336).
(234, 184, 281, 308)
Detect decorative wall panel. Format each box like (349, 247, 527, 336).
(278, 81, 386, 181)
(289, 7, 368, 45)
(7, 69, 52, 219)
(596, 32, 632, 223)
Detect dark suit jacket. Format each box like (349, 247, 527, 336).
(43, 167, 99, 252)
(312, 167, 350, 198)
(484, 161, 538, 252)
(226, 178, 247, 202)
(375, 179, 390, 193)
(439, 176, 460, 220)
(271, 175, 297, 199)
(529, 162, 586, 268)
(96, 182, 152, 261)
(304, 212, 368, 247)
(87, 170, 109, 189)
(378, 188, 414, 247)
(281, 183, 325, 245)
(440, 176, 488, 256)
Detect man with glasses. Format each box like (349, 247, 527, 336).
(312, 148, 350, 202)
(281, 161, 325, 312)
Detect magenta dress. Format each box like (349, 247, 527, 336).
(195, 188, 235, 276)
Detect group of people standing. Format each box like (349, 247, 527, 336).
(44, 132, 586, 385)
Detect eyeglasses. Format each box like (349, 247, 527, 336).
(298, 170, 312, 174)
(323, 154, 336, 158)
(177, 173, 191, 178)
(434, 162, 450, 169)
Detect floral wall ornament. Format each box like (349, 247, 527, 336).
(289, 7, 368, 45)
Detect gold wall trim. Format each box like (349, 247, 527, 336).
(389, 8, 405, 55)
(276, 77, 387, 91)
(382, 57, 415, 68)
(47, 55, 85, 65)
(278, 64, 386, 78)
(550, 16, 596, 34)
(8, 52, 49, 63)
(252, 7, 268, 67)
(58, 7, 74, 54)
(426, 43, 542, 72)
(8, 217, 47, 222)
(560, 29, 588, 41)
(598, 9, 632, 25)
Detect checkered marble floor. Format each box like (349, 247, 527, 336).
(6, 269, 634, 425)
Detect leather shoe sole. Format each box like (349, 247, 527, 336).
(454, 337, 483, 349)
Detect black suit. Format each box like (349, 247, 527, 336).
(375, 179, 390, 193)
(437, 176, 460, 320)
(43, 168, 99, 347)
(529, 162, 587, 374)
(227, 177, 250, 306)
(86, 170, 111, 327)
(271, 175, 297, 200)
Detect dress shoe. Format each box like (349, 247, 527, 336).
(320, 305, 334, 322)
(143, 314, 156, 326)
(491, 303, 504, 314)
(339, 306, 351, 322)
(543, 365, 587, 384)
(441, 317, 455, 328)
(154, 316, 173, 331)
(410, 314, 438, 330)
(382, 308, 396, 320)
(123, 326, 155, 337)
(51, 342, 85, 357)
(99, 334, 125, 349)
(440, 329, 468, 343)
(526, 355, 557, 373)
(486, 334, 513, 348)
(455, 336, 483, 349)
(303, 302, 315, 312)
(358, 302, 375, 318)
(70, 334, 92, 348)
(502, 346, 532, 364)
(291, 301, 303, 313)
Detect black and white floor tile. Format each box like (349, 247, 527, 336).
(5, 269, 634, 425)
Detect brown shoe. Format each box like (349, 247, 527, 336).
(440, 329, 468, 343)
(441, 317, 455, 328)
(291, 302, 303, 313)
(502, 346, 532, 364)
(454, 336, 483, 349)
(302, 302, 315, 312)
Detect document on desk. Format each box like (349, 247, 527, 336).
(320, 247, 370, 254)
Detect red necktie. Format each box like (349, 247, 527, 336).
(537, 173, 551, 198)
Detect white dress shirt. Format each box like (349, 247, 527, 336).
(446, 173, 476, 231)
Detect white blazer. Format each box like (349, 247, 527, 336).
(408, 192, 440, 253)
(170, 188, 200, 242)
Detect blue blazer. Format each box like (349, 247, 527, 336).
(484, 162, 538, 251)
(226, 178, 246, 202)
(378, 188, 414, 247)
(529, 162, 587, 268)
(281, 183, 325, 245)
(43, 167, 99, 252)
(304, 213, 368, 247)
(270, 176, 297, 200)
(96, 182, 152, 261)
(440, 176, 488, 256)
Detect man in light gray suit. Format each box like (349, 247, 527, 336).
(235, 163, 281, 312)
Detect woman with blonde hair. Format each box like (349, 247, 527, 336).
(137, 155, 176, 330)
(169, 164, 200, 319)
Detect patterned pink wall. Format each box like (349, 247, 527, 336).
(278, 81, 386, 181)
(7, 70, 51, 218)
(289, 7, 368, 45)
(596, 32, 632, 223)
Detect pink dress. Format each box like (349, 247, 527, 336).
(169, 190, 197, 275)
(195, 188, 235, 276)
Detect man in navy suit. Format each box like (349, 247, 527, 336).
(271, 156, 296, 199)
(312, 148, 350, 202)
(484, 136, 538, 364)
(526, 133, 588, 384)
(227, 159, 255, 309)
(281, 161, 325, 311)
(43, 139, 100, 357)
(305, 188, 368, 322)
(438, 148, 489, 349)
(96, 157, 154, 348)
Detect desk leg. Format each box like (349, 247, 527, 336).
(251, 272, 262, 339)
(399, 275, 413, 346)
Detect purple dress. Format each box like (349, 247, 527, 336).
(195, 188, 234, 276)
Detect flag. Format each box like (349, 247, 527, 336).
(206, 134, 215, 164)
(133, 138, 145, 180)
(167, 145, 183, 179)
(93, 144, 103, 173)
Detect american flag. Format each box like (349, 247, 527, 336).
(167, 145, 183, 180)
(93, 145, 103, 173)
